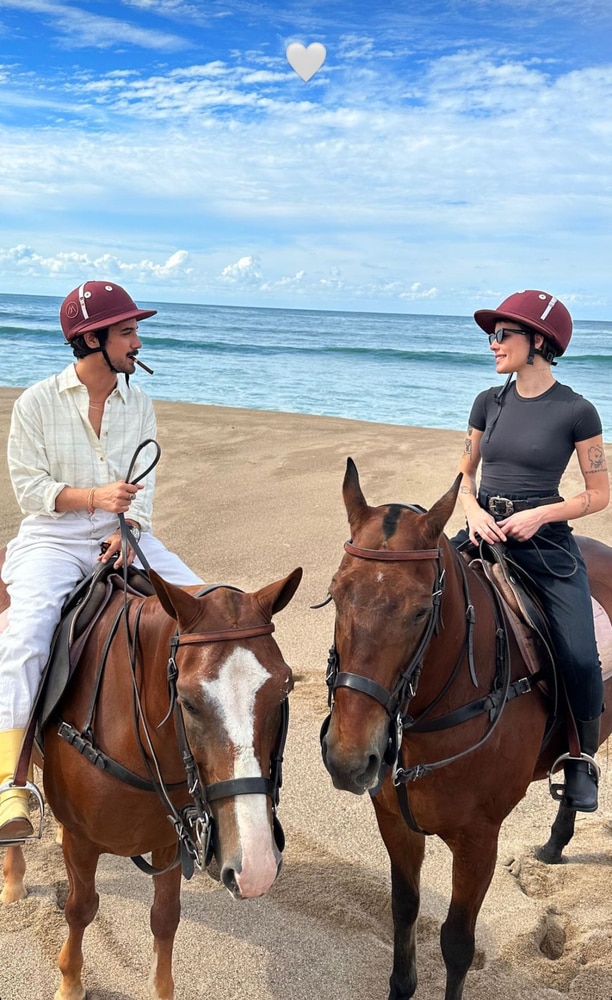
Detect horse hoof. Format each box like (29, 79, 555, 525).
(0, 882, 27, 903)
(535, 844, 566, 865)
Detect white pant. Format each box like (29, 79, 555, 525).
(0, 511, 203, 729)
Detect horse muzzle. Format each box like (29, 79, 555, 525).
(321, 714, 388, 794)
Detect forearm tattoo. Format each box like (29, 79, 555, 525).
(579, 492, 593, 514)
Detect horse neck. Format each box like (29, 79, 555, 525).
(124, 597, 177, 708)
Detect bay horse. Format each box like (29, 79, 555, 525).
(0, 560, 302, 1000)
(320, 459, 612, 1000)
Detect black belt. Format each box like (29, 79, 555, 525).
(484, 494, 563, 519)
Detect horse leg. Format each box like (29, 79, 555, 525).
(536, 802, 576, 865)
(1, 844, 26, 902)
(372, 795, 425, 1000)
(440, 828, 499, 1000)
(147, 848, 182, 1000)
(54, 829, 100, 1000)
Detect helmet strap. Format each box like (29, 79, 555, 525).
(101, 347, 119, 375)
(527, 330, 558, 366)
(526, 332, 536, 365)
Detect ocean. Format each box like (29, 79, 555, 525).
(1, 293, 611, 437)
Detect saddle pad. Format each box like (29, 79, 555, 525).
(593, 597, 612, 682)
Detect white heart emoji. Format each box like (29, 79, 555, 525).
(286, 42, 326, 82)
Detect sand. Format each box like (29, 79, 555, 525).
(0, 387, 610, 1000)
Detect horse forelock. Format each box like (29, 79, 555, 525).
(361, 503, 426, 552)
(381, 503, 405, 539)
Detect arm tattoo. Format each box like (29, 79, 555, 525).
(579, 492, 593, 515)
(587, 445, 607, 472)
(459, 486, 474, 495)
(463, 426, 473, 456)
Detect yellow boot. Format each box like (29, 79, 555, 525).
(0, 729, 34, 843)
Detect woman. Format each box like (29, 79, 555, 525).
(455, 289, 609, 812)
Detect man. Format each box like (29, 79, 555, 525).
(0, 281, 202, 842)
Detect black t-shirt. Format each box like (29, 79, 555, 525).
(469, 380, 602, 495)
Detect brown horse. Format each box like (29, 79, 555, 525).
(320, 459, 612, 1000)
(1, 561, 302, 1000)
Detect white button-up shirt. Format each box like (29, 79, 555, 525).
(7, 363, 156, 530)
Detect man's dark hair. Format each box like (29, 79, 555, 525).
(70, 328, 109, 359)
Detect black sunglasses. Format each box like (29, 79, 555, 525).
(487, 327, 530, 346)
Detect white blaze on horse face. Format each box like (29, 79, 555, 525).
(201, 647, 278, 897)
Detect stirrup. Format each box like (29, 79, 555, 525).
(0, 778, 45, 842)
(548, 751, 601, 802)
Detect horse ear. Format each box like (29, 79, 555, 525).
(421, 474, 462, 544)
(149, 568, 201, 623)
(255, 567, 303, 618)
(343, 457, 370, 531)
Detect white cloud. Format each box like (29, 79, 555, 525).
(0, 0, 189, 50)
(0, 246, 193, 282)
(220, 256, 263, 284)
(0, 28, 611, 313)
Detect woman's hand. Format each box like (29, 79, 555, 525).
(467, 509, 507, 546)
(497, 507, 546, 542)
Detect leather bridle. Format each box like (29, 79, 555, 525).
(321, 538, 446, 771)
(164, 602, 289, 875)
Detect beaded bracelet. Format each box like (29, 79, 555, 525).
(86, 487, 96, 516)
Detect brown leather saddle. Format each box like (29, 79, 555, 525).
(466, 541, 559, 715)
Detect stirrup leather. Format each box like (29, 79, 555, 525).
(548, 751, 601, 802)
(0, 778, 45, 841)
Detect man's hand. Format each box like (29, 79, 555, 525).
(94, 479, 143, 514)
(98, 530, 136, 568)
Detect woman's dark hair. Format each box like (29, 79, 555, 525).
(69, 327, 109, 359)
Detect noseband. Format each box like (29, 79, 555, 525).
(322, 539, 445, 770)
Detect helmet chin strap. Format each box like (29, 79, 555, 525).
(527, 332, 536, 365)
(101, 347, 119, 374)
(85, 338, 132, 383)
(527, 332, 558, 367)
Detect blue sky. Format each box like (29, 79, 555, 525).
(1, 0, 611, 318)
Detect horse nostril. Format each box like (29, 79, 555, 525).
(364, 753, 381, 783)
(221, 866, 240, 898)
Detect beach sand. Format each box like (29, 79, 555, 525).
(0, 387, 610, 1000)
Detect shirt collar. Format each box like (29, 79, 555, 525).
(58, 363, 128, 403)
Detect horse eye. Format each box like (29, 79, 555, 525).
(414, 607, 431, 623)
(178, 696, 199, 716)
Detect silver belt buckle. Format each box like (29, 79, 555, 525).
(488, 496, 514, 517)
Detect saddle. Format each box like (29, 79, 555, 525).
(466, 541, 559, 712)
(36, 559, 156, 733)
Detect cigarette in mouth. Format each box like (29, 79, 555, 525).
(134, 358, 154, 374)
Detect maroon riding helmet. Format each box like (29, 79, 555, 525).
(60, 281, 157, 341)
(474, 289, 573, 357)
